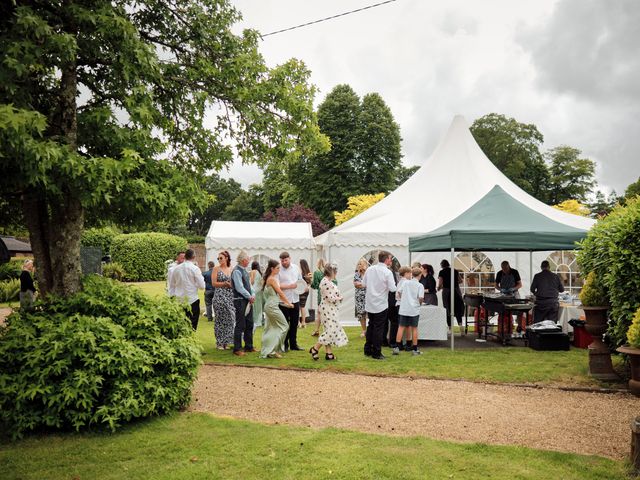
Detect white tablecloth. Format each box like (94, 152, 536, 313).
(418, 305, 448, 340)
(558, 304, 584, 334)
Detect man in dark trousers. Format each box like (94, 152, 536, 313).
(231, 250, 255, 356)
(362, 251, 397, 360)
(277, 251, 304, 351)
(530, 260, 564, 322)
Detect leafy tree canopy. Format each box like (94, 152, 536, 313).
(334, 193, 385, 226)
(546, 146, 595, 204)
(552, 199, 589, 217)
(187, 174, 243, 235)
(262, 204, 327, 237)
(624, 177, 640, 201)
(0, 0, 326, 295)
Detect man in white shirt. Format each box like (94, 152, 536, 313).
(166, 251, 185, 296)
(169, 249, 205, 331)
(362, 251, 397, 360)
(278, 251, 303, 351)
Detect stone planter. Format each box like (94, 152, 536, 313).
(583, 306, 618, 380)
(616, 346, 640, 396)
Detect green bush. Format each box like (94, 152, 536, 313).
(0, 259, 23, 281)
(0, 278, 20, 302)
(0, 275, 200, 438)
(627, 307, 640, 348)
(111, 232, 187, 281)
(102, 262, 126, 281)
(578, 272, 608, 307)
(81, 226, 121, 256)
(577, 196, 640, 346)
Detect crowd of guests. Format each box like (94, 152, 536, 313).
(167, 247, 568, 361)
(168, 249, 350, 361)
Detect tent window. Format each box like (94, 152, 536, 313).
(251, 254, 273, 273)
(546, 251, 583, 295)
(454, 252, 495, 294)
(361, 250, 401, 272)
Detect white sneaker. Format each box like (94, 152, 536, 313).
(392, 346, 400, 355)
(412, 349, 423, 356)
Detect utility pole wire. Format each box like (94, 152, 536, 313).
(260, 0, 399, 38)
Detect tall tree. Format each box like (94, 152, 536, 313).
(0, 0, 325, 296)
(356, 93, 402, 194)
(295, 85, 403, 225)
(546, 146, 596, 204)
(223, 184, 265, 221)
(624, 177, 640, 201)
(394, 165, 420, 187)
(187, 174, 243, 235)
(470, 113, 548, 200)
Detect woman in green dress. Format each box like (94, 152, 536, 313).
(260, 259, 294, 359)
(250, 261, 264, 330)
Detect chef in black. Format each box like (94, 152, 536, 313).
(495, 261, 524, 334)
(530, 260, 564, 322)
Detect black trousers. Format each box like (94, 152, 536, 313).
(442, 288, 464, 327)
(364, 309, 388, 358)
(187, 299, 200, 331)
(387, 293, 399, 346)
(233, 298, 254, 352)
(533, 301, 559, 323)
(280, 302, 300, 349)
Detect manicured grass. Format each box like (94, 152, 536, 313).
(0, 413, 629, 480)
(130, 281, 621, 387)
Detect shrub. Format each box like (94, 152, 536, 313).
(81, 226, 121, 256)
(0, 275, 200, 438)
(577, 196, 640, 346)
(0, 279, 20, 302)
(102, 262, 126, 281)
(578, 271, 608, 307)
(0, 259, 23, 281)
(627, 307, 640, 348)
(111, 233, 187, 281)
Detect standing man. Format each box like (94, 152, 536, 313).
(231, 251, 256, 356)
(530, 260, 564, 323)
(169, 249, 205, 331)
(496, 260, 524, 334)
(362, 251, 397, 360)
(278, 251, 303, 351)
(167, 251, 185, 296)
(202, 260, 215, 321)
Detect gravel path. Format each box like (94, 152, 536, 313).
(191, 364, 640, 460)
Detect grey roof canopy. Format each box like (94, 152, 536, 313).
(409, 185, 589, 252)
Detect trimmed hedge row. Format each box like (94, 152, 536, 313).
(0, 275, 200, 438)
(111, 232, 187, 281)
(81, 226, 121, 256)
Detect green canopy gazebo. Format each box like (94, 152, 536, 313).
(408, 185, 590, 350)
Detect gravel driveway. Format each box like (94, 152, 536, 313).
(191, 364, 639, 460)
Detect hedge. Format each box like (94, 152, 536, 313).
(0, 258, 23, 281)
(110, 232, 188, 281)
(81, 226, 121, 256)
(0, 275, 200, 438)
(577, 196, 640, 346)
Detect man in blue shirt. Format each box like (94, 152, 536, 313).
(231, 251, 255, 356)
(202, 261, 215, 321)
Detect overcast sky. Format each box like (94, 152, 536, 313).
(223, 0, 639, 196)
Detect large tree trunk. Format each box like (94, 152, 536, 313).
(23, 3, 84, 298)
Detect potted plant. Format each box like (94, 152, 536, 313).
(579, 271, 617, 380)
(617, 307, 640, 396)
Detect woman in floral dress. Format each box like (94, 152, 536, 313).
(353, 258, 368, 338)
(309, 263, 348, 361)
(211, 250, 235, 349)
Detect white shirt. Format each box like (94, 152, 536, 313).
(278, 263, 302, 303)
(169, 260, 205, 304)
(362, 262, 397, 314)
(167, 261, 178, 296)
(398, 278, 424, 317)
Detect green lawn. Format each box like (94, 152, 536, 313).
(130, 281, 622, 387)
(0, 413, 630, 480)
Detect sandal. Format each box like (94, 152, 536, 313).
(311, 330, 320, 337)
(309, 346, 319, 361)
(325, 353, 336, 361)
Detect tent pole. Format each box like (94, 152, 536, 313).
(529, 251, 533, 295)
(451, 247, 455, 351)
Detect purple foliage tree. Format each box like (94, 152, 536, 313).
(262, 204, 328, 236)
